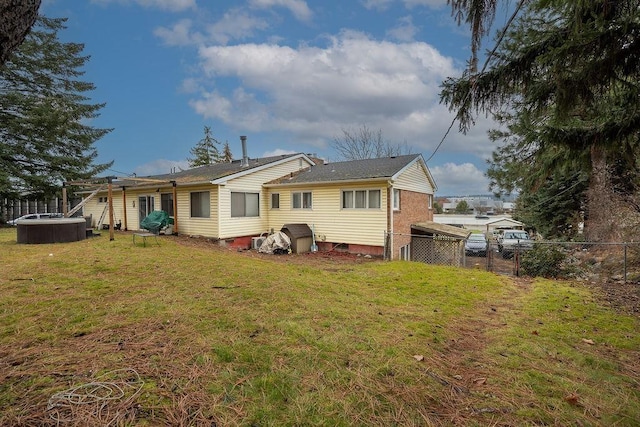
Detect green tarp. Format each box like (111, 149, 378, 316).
(140, 210, 172, 234)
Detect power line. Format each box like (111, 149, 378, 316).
(425, 0, 527, 163)
(105, 168, 136, 177)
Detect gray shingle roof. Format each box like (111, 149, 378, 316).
(266, 154, 422, 185)
(114, 154, 305, 186)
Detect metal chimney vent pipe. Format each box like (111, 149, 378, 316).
(240, 135, 248, 167)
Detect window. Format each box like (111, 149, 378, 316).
(231, 192, 259, 217)
(428, 194, 433, 209)
(190, 191, 210, 218)
(292, 191, 312, 209)
(161, 193, 174, 216)
(342, 189, 381, 209)
(393, 189, 400, 211)
(271, 193, 280, 209)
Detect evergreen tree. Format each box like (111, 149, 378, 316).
(0, 16, 112, 201)
(221, 141, 233, 162)
(188, 126, 221, 167)
(441, 0, 640, 241)
(455, 200, 469, 214)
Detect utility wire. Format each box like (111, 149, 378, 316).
(105, 168, 136, 177)
(425, 0, 527, 163)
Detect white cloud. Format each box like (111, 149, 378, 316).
(249, 0, 313, 21)
(403, 0, 447, 8)
(188, 30, 500, 159)
(361, 0, 447, 10)
(154, 10, 270, 46)
(206, 9, 270, 45)
(430, 162, 491, 195)
(361, 0, 394, 11)
(387, 15, 419, 41)
(134, 159, 190, 176)
(179, 78, 201, 94)
(91, 0, 196, 12)
(154, 19, 203, 46)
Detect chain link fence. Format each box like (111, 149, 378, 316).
(483, 240, 640, 282)
(386, 232, 640, 283)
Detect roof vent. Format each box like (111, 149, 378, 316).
(240, 136, 249, 167)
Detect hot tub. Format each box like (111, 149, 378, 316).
(17, 218, 87, 244)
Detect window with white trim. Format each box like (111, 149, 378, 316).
(393, 189, 400, 211)
(292, 191, 312, 209)
(428, 194, 433, 209)
(190, 191, 210, 218)
(342, 189, 381, 209)
(231, 192, 259, 217)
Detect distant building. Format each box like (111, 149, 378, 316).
(440, 196, 513, 214)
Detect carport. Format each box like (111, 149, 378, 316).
(411, 221, 471, 267)
(485, 217, 524, 235)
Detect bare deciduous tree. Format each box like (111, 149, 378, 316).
(331, 125, 409, 160)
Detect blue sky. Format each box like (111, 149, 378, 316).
(41, 0, 506, 195)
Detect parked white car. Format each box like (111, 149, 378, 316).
(7, 213, 63, 225)
(497, 229, 533, 258)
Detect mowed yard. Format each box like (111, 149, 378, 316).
(0, 228, 638, 426)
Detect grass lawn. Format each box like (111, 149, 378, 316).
(0, 228, 638, 426)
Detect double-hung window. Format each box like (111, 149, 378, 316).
(292, 191, 312, 209)
(342, 189, 381, 209)
(231, 192, 259, 217)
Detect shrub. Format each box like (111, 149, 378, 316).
(521, 244, 575, 279)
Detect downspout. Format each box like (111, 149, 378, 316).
(171, 181, 178, 234)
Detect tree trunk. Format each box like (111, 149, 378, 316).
(0, 0, 41, 65)
(585, 145, 637, 242)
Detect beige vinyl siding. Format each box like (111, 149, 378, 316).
(218, 158, 311, 238)
(267, 182, 388, 247)
(82, 190, 127, 228)
(175, 184, 219, 237)
(82, 195, 109, 228)
(394, 160, 434, 194)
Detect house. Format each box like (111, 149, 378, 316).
(263, 154, 436, 258)
(80, 149, 436, 259)
(433, 214, 524, 235)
